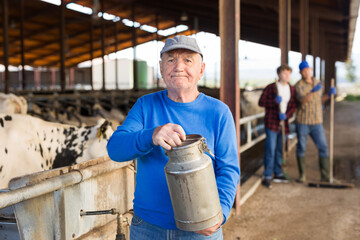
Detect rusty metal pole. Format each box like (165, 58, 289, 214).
(100, 0, 106, 91)
(59, 0, 66, 92)
(20, 0, 26, 90)
(325, 57, 335, 93)
(115, 22, 119, 90)
(132, 5, 138, 91)
(279, 0, 291, 65)
(89, 17, 94, 90)
(320, 59, 324, 81)
(155, 13, 160, 88)
(2, 0, 9, 93)
(219, 0, 241, 215)
(299, 0, 309, 61)
(319, 29, 325, 82)
(311, 16, 319, 78)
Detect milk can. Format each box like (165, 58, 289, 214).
(164, 134, 223, 231)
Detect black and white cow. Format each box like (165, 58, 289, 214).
(0, 93, 28, 114)
(0, 114, 114, 189)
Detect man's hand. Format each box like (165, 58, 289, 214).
(275, 95, 282, 104)
(311, 83, 322, 93)
(279, 113, 287, 121)
(152, 123, 186, 150)
(328, 87, 336, 96)
(195, 216, 223, 236)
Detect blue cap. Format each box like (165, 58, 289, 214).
(299, 60, 310, 71)
(160, 35, 203, 58)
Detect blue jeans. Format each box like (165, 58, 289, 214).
(263, 128, 284, 179)
(296, 124, 329, 158)
(130, 212, 223, 240)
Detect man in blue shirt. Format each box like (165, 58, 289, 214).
(107, 35, 240, 239)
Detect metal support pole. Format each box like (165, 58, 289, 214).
(100, 0, 106, 91)
(311, 16, 319, 78)
(155, 13, 160, 88)
(325, 58, 335, 93)
(300, 0, 309, 60)
(20, 0, 26, 90)
(2, 0, 9, 93)
(90, 17, 94, 90)
(132, 5, 138, 91)
(219, 0, 241, 215)
(115, 22, 119, 90)
(279, 0, 291, 65)
(60, 0, 66, 91)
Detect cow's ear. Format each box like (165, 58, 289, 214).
(96, 120, 109, 139)
(96, 128, 102, 139)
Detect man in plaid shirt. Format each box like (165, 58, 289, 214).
(295, 60, 336, 183)
(258, 64, 297, 188)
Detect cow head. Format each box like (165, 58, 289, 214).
(96, 119, 112, 139)
(76, 119, 114, 164)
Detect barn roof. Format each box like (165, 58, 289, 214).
(0, 0, 359, 68)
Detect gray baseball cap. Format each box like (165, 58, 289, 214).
(160, 35, 203, 58)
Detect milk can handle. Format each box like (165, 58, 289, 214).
(200, 137, 215, 159)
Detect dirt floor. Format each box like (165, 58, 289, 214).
(223, 101, 360, 240)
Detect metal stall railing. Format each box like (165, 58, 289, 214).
(239, 112, 297, 154)
(0, 156, 134, 240)
(239, 112, 266, 154)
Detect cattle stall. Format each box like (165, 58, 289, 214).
(0, 156, 135, 240)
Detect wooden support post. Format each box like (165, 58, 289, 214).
(219, 0, 241, 215)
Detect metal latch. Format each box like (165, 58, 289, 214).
(80, 208, 133, 240)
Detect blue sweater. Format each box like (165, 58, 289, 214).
(107, 90, 240, 229)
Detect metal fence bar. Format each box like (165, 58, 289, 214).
(0, 159, 131, 210)
(239, 112, 265, 154)
(239, 112, 265, 125)
(238, 111, 297, 154)
(240, 134, 266, 153)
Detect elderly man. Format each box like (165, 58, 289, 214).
(107, 35, 240, 239)
(295, 60, 336, 183)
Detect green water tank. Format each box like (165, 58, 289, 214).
(136, 60, 148, 89)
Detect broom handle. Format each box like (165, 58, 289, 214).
(329, 78, 334, 183)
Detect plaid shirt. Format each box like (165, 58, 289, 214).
(295, 78, 323, 124)
(258, 83, 297, 134)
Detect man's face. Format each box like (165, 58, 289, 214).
(300, 67, 312, 79)
(160, 49, 205, 93)
(278, 69, 292, 83)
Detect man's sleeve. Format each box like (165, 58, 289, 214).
(107, 98, 156, 162)
(295, 82, 306, 102)
(258, 85, 276, 108)
(214, 107, 240, 223)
